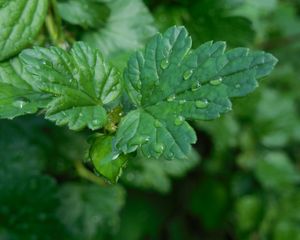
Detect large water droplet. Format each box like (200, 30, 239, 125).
(13, 99, 28, 109)
(235, 83, 241, 89)
(167, 94, 176, 102)
(209, 77, 223, 86)
(179, 99, 186, 105)
(195, 99, 209, 109)
(191, 82, 201, 91)
(135, 135, 150, 145)
(154, 143, 164, 153)
(174, 116, 185, 126)
(160, 59, 169, 69)
(183, 69, 193, 80)
(112, 153, 120, 160)
(92, 119, 100, 125)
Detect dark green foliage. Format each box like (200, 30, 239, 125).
(0, 0, 299, 239)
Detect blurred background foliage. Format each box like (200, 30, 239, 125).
(1, 0, 300, 239)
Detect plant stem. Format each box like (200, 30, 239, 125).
(75, 160, 107, 187)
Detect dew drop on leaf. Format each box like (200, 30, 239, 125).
(13, 98, 29, 109)
(209, 77, 223, 86)
(174, 116, 185, 126)
(191, 82, 201, 91)
(179, 99, 186, 104)
(195, 99, 209, 109)
(235, 83, 241, 89)
(183, 69, 193, 80)
(154, 143, 164, 153)
(160, 59, 169, 69)
(167, 94, 176, 102)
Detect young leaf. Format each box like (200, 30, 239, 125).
(0, 58, 50, 119)
(19, 42, 121, 130)
(115, 26, 277, 160)
(89, 135, 128, 183)
(0, 0, 48, 61)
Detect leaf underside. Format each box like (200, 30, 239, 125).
(115, 26, 277, 160)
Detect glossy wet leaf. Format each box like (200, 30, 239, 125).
(0, 0, 48, 61)
(0, 58, 50, 119)
(18, 42, 121, 130)
(89, 135, 128, 183)
(115, 26, 277, 160)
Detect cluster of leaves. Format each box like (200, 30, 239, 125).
(0, 0, 298, 239)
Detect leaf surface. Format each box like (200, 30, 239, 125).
(19, 42, 121, 130)
(82, 0, 156, 59)
(115, 26, 277, 159)
(0, 0, 48, 61)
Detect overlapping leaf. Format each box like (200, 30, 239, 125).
(0, 0, 48, 61)
(82, 0, 156, 59)
(17, 42, 121, 130)
(115, 26, 277, 160)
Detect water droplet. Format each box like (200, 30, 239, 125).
(209, 77, 223, 86)
(154, 143, 164, 153)
(13, 99, 28, 109)
(79, 113, 83, 117)
(179, 99, 186, 105)
(195, 99, 209, 109)
(167, 94, 176, 102)
(134, 135, 150, 145)
(154, 120, 163, 128)
(174, 116, 185, 126)
(160, 59, 169, 69)
(92, 119, 99, 125)
(41, 61, 47, 65)
(191, 82, 201, 91)
(235, 83, 241, 89)
(112, 153, 120, 160)
(137, 81, 142, 89)
(183, 69, 193, 80)
(167, 152, 174, 159)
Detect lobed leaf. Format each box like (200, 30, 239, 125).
(18, 42, 121, 130)
(115, 26, 277, 160)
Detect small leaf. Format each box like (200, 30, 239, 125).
(89, 135, 128, 183)
(0, 0, 48, 61)
(18, 42, 121, 130)
(115, 26, 277, 159)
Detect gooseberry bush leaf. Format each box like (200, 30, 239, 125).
(17, 42, 121, 130)
(0, 0, 48, 61)
(114, 26, 277, 160)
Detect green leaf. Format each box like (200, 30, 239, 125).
(89, 135, 128, 183)
(0, 58, 50, 119)
(255, 151, 300, 190)
(57, 183, 125, 239)
(122, 148, 200, 193)
(0, 0, 48, 61)
(115, 26, 277, 160)
(18, 42, 121, 130)
(57, 0, 110, 29)
(82, 0, 156, 60)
